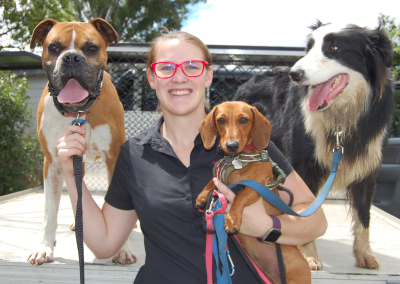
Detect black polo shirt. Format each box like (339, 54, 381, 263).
(105, 116, 293, 284)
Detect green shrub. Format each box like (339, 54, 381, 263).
(0, 70, 44, 196)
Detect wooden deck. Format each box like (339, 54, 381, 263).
(1, 187, 399, 283)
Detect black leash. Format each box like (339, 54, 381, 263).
(72, 114, 86, 284)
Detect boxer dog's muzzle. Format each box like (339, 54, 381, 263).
(45, 50, 104, 116)
(48, 70, 103, 116)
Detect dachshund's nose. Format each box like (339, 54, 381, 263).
(226, 141, 239, 152)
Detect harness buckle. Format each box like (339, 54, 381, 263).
(260, 150, 269, 162)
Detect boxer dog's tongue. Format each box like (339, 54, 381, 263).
(306, 74, 349, 111)
(57, 78, 89, 104)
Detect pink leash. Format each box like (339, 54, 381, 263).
(203, 190, 229, 284)
(233, 235, 273, 284)
(203, 190, 273, 284)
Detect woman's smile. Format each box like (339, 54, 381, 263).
(169, 88, 192, 96)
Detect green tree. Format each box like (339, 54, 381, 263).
(71, 0, 206, 42)
(379, 14, 400, 137)
(1, 0, 206, 50)
(0, 0, 75, 50)
(379, 14, 400, 81)
(0, 71, 44, 195)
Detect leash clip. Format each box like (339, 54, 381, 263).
(71, 112, 87, 126)
(227, 250, 235, 276)
(333, 131, 344, 154)
(206, 196, 216, 215)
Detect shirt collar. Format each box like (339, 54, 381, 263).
(137, 107, 211, 147)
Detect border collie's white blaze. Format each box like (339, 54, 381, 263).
(235, 21, 393, 270)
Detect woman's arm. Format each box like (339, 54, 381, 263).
(214, 169, 327, 246)
(57, 124, 138, 258)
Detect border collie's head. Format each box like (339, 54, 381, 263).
(290, 21, 393, 111)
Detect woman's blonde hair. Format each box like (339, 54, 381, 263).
(146, 30, 213, 70)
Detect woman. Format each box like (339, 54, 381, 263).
(57, 31, 327, 283)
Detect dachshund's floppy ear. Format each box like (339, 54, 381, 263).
(200, 107, 218, 149)
(251, 106, 271, 150)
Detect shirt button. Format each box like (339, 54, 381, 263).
(183, 169, 188, 173)
(184, 195, 190, 200)
(194, 147, 200, 153)
(192, 224, 196, 228)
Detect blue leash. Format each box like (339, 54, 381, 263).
(213, 198, 233, 284)
(227, 150, 343, 217)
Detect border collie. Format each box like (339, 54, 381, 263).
(234, 21, 393, 270)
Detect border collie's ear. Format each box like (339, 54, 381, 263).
(372, 27, 393, 68)
(251, 106, 271, 150)
(308, 20, 325, 31)
(367, 27, 393, 99)
(200, 107, 218, 149)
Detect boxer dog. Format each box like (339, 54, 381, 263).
(28, 18, 135, 265)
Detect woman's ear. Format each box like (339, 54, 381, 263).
(147, 68, 156, 90)
(200, 106, 218, 149)
(205, 66, 213, 88)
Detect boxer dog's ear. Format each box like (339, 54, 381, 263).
(30, 19, 59, 49)
(89, 18, 119, 45)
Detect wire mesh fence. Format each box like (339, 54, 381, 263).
(106, 44, 305, 111)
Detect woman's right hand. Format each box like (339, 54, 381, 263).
(57, 124, 87, 176)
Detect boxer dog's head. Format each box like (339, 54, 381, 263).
(30, 18, 118, 115)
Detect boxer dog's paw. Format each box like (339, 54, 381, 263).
(112, 245, 137, 265)
(27, 245, 54, 266)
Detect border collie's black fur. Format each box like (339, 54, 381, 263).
(234, 21, 393, 269)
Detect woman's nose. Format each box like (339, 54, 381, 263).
(172, 66, 188, 82)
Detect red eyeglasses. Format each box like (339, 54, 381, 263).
(151, 60, 209, 79)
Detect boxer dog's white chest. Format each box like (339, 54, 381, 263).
(40, 94, 112, 162)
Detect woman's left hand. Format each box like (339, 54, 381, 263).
(212, 177, 273, 237)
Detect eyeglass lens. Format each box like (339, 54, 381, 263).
(154, 61, 204, 78)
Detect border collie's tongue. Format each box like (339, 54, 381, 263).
(306, 74, 349, 111)
(57, 78, 89, 104)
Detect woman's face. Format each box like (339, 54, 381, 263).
(147, 39, 213, 117)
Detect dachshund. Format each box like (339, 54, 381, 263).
(196, 101, 311, 284)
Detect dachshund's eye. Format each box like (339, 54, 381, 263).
(328, 45, 338, 51)
(217, 118, 225, 125)
(240, 117, 248, 124)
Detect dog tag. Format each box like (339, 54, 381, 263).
(232, 158, 243, 169)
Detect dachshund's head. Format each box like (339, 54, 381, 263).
(200, 101, 272, 155)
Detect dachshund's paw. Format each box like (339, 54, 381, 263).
(195, 191, 210, 209)
(224, 214, 240, 233)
